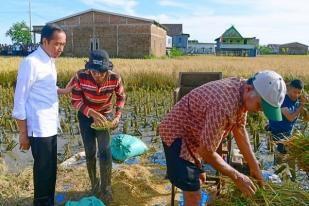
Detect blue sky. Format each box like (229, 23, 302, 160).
(1, 0, 309, 45)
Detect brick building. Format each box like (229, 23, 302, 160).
(33, 9, 167, 58)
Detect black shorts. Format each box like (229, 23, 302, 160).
(163, 138, 204, 191)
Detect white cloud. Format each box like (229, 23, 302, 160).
(158, 0, 187, 8)
(143, 0, 309, 45)
(80, 0, 138, 14)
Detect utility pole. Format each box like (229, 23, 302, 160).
(29, 0, 32, 43)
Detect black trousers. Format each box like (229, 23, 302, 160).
(78, 111, 112, 193)
(30, 135, 57, 206)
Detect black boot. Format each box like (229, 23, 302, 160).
(86, 159, 99, 194)
(99, 149, 113, 205)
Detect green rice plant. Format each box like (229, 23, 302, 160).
(123, 120, 129, 134)
(63, 143, 72, 161)
(5, 140, 17, 152)
(151, 120, 157, 132)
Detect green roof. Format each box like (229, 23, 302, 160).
(221, 26, 242, 38)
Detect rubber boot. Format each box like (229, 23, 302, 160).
(86, 159, 99, 194)
(99, 149, 113, 205)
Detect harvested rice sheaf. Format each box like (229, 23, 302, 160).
(213, 179, 309, 206)
(90, 121, 114, 131)
(284, 131, 309, 172)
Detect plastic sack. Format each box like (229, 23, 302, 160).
(262, 170, 282, 184)
(111, 134, 148, 162)
(65, 196, 105, 206)
(179, 190, 209, 206)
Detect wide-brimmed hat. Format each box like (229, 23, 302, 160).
(85, 49, 111, 72)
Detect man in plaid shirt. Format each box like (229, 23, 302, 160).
(160, 71, 286, 205)
(71, 50, 125, 204)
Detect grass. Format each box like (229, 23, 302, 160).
(1, 55, 309, 89)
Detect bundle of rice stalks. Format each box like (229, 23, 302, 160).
(283, 131, 309, 172)
(90, 121, 114, 131)
(213, 179, 309, 206)
(300, 106, 309, 122)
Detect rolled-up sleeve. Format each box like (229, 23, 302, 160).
(12, 59, 35, 120)
(115, 76, 125, 118)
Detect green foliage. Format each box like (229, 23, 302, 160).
(6, 21, 31, 44)
(259, 46, 273, 55)
(169, 47, 184, 58)
(281, 47, 289, 54)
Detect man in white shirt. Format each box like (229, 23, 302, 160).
(12, 23, 70, 206)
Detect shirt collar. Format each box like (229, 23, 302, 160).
(37, 45, 54, 63)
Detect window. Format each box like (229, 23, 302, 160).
(90, 38, 100, 51)
(95, 39, 99, 50)
(90, 39, 94, 51)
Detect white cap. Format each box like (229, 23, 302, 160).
(252, 70, 287, 121)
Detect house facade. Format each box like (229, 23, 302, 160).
(215, 26, 259, 57)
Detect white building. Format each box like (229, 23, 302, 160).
(166, 35, 172, 48)
(187, 41, 215, 54)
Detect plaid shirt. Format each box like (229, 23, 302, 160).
(159, 77, 247, 162)
(71, 69, 125, 118)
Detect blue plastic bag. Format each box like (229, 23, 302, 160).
(65, 196, 105, 206)
(111, 134, 148, 162)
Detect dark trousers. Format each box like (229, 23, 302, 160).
(30, 135, 57, 206)
(78, 112, 112, 193)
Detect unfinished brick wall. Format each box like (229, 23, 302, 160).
(150, 24, 167, 57)
(53, 11, 166, 58)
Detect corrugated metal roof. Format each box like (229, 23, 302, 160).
(280, 42, 308, 47)
(162, 24, 183, 36)
(47, 8, 165, 29)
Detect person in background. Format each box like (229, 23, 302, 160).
(268, 79, 307, 180)
(70, 49, 125, 205)
(159, 70, 286, 206)
(269, 79, 306, 153)
(12, 23, 72, 206)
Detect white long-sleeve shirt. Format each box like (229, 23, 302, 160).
(12, 46, 59, 137)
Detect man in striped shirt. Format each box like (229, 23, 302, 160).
(71, 50, 125, 204)
(159, 71, 286, 205)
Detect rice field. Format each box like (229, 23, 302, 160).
(1, 55, 309, 205)
(1, 55, 309, 89)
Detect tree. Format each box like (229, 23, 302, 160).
(6, 21, 31, 44)
(259, 46, 273, 55)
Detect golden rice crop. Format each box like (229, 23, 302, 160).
(1, 55, 309, 89)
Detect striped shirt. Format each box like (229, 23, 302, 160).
(71, 69, 125, 118)
(159, 77, 247, 162)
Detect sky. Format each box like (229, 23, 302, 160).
(0, 0, 309, 45)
